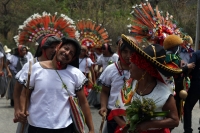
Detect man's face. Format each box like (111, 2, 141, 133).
(44, 43, 58, 59)
(56, 43, 76, 64)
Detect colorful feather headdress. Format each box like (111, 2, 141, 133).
(127, 0, 183, 46)
(14, 12, 80, 46)
(76, 19, 111, 48)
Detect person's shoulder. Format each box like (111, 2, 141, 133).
(103, 63, 116, 71)
(112, 53, 119, 58)
(67, 65, 82, 73)
(156, 80, 172, 94)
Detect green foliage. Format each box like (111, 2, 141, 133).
(0, 0, 198, 51)
(93, 84, 102, 93)
(126, 97, 169, 132)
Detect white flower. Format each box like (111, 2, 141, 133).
(130, 11, 134, 14)
(127, 24, 132, 28)
(75, 31, 80, 40)
(18, 25, 25, 30)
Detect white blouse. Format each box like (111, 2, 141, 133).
(99, 63, 130, 109)
(0, 52, 3, 67)
(96, 53, 119, 70)
(28, 62, 87, 129)
(79, 57, 93, 73)
(15, 58, 38, 85)
(7, 55, 19, 73)
(133, 80, 172, 112)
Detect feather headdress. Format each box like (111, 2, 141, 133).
(14, 12, 79, 46)
(128, 0, 182, 46)
(76, 19, 111, 48)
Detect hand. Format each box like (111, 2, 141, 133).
(135, 121, 150, 132)
(88, 130, 95, 133)
(0, 71, 3, 76)
(8, 72, 12, 78)
(99, 107, 107, 117)
(14, 110, 29, 123)
(180, 60, 186, 67)
(187, 62, 195, 69)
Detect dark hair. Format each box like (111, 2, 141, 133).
(101, 43, 114, 54)
(34, 35, 61, 57)
(116, 36, 122, 45)
(13, 45, 27, 56)
(61, 37, 81, 68)
(61, 37, 81, 58)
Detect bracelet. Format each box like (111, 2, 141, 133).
(119, 124, 126, 131)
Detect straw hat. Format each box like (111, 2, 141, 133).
(163, 35, 183, 50)
(3, 45, 11, 53)
(122, 34, 182, 76)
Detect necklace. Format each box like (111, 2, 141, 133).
(138, 82, 153, 95)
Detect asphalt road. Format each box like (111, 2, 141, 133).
(0, 97, 199, 133)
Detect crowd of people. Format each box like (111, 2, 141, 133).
(0, 1, 200, 133)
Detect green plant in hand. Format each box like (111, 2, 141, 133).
(126, 97, 169, 132)
(93, 84, 102, 93)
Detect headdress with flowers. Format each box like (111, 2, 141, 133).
(127, 0, 183, 46)
(14, 12, 80, 46)
(76, 19, 111, 49)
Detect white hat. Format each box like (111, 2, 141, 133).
(3, 45, 11, 53)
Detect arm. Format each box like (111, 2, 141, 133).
(99, 85, 110, 116)
(6, 60, 12, 78)
(13, 82, 24, 120)
(0, 58, 3, 76)
(89, 66, 96, 83)
(136, 95, 179, 131)
(18, 87, 32, 123)
(76, 89, 94, 133)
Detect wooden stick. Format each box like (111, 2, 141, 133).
(20, 61, 32, 133)
(99, 112, 106, 133)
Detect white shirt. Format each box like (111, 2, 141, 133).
(133, 80, 172, 112)
(79, 57, 93, 73)
(26, 51, 34, 62)
(15, 58, 38, 85)
(96, 53, 119, 70)
(94, 52, 101, 61)
(0, 52, 3, 67)
(28, 62, 87, 129)
(7, 55, 19, 73)
(99, 63, 130, 109)
(6, 53, 11, 59)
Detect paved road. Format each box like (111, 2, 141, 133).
(0, 97, 199, 133)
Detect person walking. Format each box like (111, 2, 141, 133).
(183, 50, 200, 133)
(19, 37, 94, 133)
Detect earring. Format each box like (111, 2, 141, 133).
(138, 71, 147, 82)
